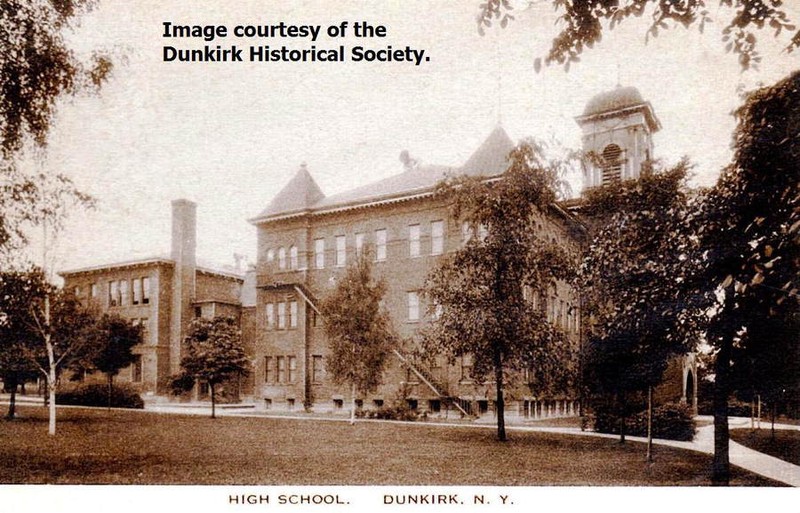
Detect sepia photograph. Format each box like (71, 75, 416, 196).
(1, 0, 798, 510)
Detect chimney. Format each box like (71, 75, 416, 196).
(169, 199, 197, 377)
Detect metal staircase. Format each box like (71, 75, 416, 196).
(392, 349, 471, 418)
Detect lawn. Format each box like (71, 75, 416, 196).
(0, 405, 779, 486)
(730, 428, 800, 465)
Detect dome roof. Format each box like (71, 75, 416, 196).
(582, 86, 645, 116)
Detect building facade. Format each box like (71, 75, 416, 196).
(248, 127, 584, 419)
(60, 200, 247, 397)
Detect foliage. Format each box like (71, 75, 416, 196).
(580, 162, 698, 440)
(356, 404, 420, 422)
(683, 70, 800, 484)
(55, 383, 144, 409)
(84, 314, 141, 379)
(478, 0, 799, 71)
(0, 0, 111, 158)
(594, 402, 696, 441)
(0, 1, 103, 264)
(423, 139, 578, 441)
(171, 316, 249, 417)
(320, 251, 395, 396)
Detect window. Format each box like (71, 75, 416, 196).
(277, 356, 286, 383)
(278, 247, 286, 269)
(289, 300, 298, 329)
(142, 277, 150, 304)
(335, 235, 346, 267)
(461, 355, 473, 381)
(431, 220, 443, 255)
(334, 399, 344, 410)
(375, 229, 387, 261)
(131, 355, 143, 382)
(277, 302, 286, 329)
(289, 245, 298, 269)
(355, 232, 365, 255)
(266, 249, 274, 262)
(601, 144, 623, 184)
(310, 309, 318, 328)
(139, 318, 149, 343)
(90, 283, 99, 299)
(409, 224, 420, 257)
(73, 286, 80, 297)
(194, 306, 202, 318)
(120, 280, 129, 305)
(407, 292, 420, 322)
(432, 300, 443, 320)
(288, 356, 297, 382)
(312, 355, 324, 383)
(314, 238, 325, 269)
(109, 281, 119, 307)
(264, 356, 273, 382)
(265, 303, 274, 329)
(287, 398, 295, 410)
(132, 278, 142, 305)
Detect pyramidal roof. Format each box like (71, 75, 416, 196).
(461, 124, 515, 177)
(251, 126, 516, 223)
(255, 163, 325, 219)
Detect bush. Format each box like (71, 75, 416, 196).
(594, 402, 696, 441)
(56, 383, 144, 409)
(356, 404, 418, 421)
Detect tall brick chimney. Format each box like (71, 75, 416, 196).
(169, 199, 197, 376)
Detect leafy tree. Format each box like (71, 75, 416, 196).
(320, 251, 395, 424)
(684, 70, 799, 485)
(423, 140, 577, 441)
(478, 0, 799, 71)
(580, 162, 698, 447)
(171, 316, 249, 419)
(0, 268, 45, 419)
(84, 314, 141, 409)
(1, 1, 108, 262)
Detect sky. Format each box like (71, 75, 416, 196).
(23, 0, 799, 275)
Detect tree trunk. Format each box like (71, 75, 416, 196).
(712, 336, 731, 486)
(45, 293, 57, 436)
(107, 374, 113, 411)
(646, 386, 653, 463)
(6, 376, 17, 420)
(350, 382, 356, 425)
(618, 391, 626, 444)
(493, 346, 506, 442)
(771, 402, 776, 441)
(210, 383, 216, 419)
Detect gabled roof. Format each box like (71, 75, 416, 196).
(254, 163, 325, 219)
(251, 126, 516, 223)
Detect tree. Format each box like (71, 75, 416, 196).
(84, 314, 141, 409)
(320, 251, 395, 424)
(0, 268, 46, 419)
(478, 0, 799, 71)
(170, 316, 249, 419)
(685, 70, 800, 484)
(1, 1, 109, 262)
(580, 162, 698, 449)
(423, 140, 576, 441)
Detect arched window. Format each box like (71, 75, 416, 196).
(289, 245, 298, 269)
(278, 247, 286, 270)
(601, 144, 623, 185)
(266, 249, 274, 262)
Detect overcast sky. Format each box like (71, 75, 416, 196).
(25, 0, 798, 275)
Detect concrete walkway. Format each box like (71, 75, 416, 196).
(4, 395, 799, 486)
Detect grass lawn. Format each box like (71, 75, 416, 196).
(0, 405, 780, 486)
(730, 428, 800, 465)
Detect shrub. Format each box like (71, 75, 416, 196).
(357, 404, 418, 421)
(56, 384, 144, 409)
(594, 402, 696, 441)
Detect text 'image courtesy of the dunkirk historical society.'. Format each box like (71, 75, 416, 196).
(1, 1, 799, 512)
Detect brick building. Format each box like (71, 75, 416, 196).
(60, 200, 248, 397)
(248, 85, 697, 418)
